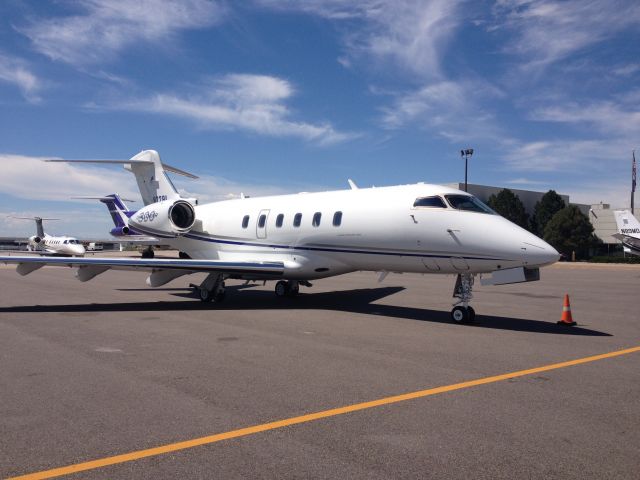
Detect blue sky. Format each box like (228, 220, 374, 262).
(0, 0, 638, 237)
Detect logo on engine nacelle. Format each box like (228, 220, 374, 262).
(137, 211, 158, 223)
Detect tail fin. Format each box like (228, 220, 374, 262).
(102, 194, 133, 228)
(125, 150, 194, 205)
(34, 217, 44, 238)
(46, 150, 198, 206)
(614, 210, 640, 236)
(72, 194, 136, 228)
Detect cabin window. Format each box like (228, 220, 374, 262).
(276, 214, 284, 228)
(312, 212, 322, 227)
(258, 214, 267, 228)
(293, 213, 302, 227)
(445, 194, 496, 214)
(242, 215, 250, 228)
(413, 196, 446, 208)
(333, 211, 342, 226)
(63, 240, 68, 244)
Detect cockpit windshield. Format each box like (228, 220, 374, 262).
(445, 194, 496, 214)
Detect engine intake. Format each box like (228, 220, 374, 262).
(129, 199, 196, 237)
(170, 201, 196, 229)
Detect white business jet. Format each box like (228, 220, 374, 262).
(0, 150, 559, 323)
(11, 217, 86, 256)
(612, 209, 640, 255)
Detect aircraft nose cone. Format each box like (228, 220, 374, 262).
(522, 236, 560, 267)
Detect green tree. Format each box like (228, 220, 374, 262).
(532, 190, 566, 236)
(487, 189, 530, 230)
(543, 205, 599, 259)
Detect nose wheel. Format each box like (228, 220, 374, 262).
(451, 273, 476, 323)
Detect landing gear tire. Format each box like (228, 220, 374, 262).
(451, 306, 475, 324)
(467, 306, 476, 323)
(199, 286, 226, 303)
(141, 247, 154, 259)
(275, 281, 300, 297)
(451, 306, 468, 323)
(178, 251, 191, 259)
(199, 287, 213, 302)
(275, 281, 288, 297)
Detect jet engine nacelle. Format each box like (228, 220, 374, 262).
(128, 199, 196, 237)
(30, 235, 42, 244)
(110, 226, 130, 237)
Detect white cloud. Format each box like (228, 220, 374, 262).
(531, 98, 640, 136)
(380, 79, 504, 141)
(500, 139, 631, 172)
(492, 0, 640, 71)
(0, 154, 138, 201)
(505, 178, 548, 186)
(0, 53, 41, 102)
(19, 0, 226, 67)
(257, 0, 464, 78)
(115, 74, 357, 145)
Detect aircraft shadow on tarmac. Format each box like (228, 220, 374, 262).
(0, 285, 611, 336)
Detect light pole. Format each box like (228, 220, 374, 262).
(460, 148, 474, 192)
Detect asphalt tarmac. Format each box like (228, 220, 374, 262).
(1, 259, 639, 479)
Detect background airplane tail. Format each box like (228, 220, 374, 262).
(11, 216, 58, 239)
(100, 194, 134, 229)
(614, 210, 640, 234)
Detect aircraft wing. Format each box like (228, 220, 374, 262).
(0, 255, 285, 286)
(612, 233, 640, 254)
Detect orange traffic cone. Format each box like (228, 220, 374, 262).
(557, 294, 576, 326)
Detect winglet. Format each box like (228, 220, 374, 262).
(348, 179, 358, 190)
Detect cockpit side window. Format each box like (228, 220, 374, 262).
(413, 196, 446, 208)
(445, 194, 496, 214)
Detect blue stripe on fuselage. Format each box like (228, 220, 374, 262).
(183, 231, 512, 262)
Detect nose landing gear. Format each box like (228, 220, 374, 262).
(451, 273, 476, 323)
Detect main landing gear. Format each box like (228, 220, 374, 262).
(274, 280, 299, 297)
(141, 246, 155, 259)
(274, 280, 312, 298)
(451, 273, 476, 324)
(193, 273, 226, 303)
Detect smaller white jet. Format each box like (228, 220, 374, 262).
(612, 209, 640, 255)
(11, 217, 86, 256)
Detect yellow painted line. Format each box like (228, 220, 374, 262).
(9, 345, 640, 480)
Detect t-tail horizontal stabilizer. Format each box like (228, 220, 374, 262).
(46, 150, 198, 206)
